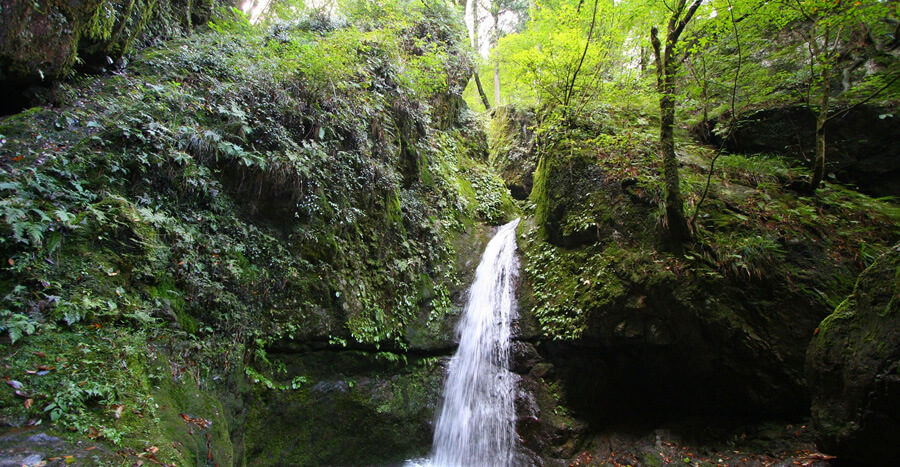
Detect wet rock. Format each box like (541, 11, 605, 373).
(511, 340, 543, 374)
(0, 427, 119, 465)
(515, 359, 588, 464)
(806, 244, 900, 464)
(0, 0, 223, 113)
(244, 350, 446, 465)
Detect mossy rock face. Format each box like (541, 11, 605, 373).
(707, 105, 900, 198)
(0, 0, 226, 110)
(806, 244, 900, 464)
(518, 138, 858, 441)
(243, 350, 446, 465)
(489, 106, 538, 200)
(0, 0, 102, 83)
(513, 345, 586, 464)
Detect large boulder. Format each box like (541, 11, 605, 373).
(699, 105, 900, 198)
(0, 0, 104, 85)
(806, 244, 900, 464)
(243, 349, 446, 465)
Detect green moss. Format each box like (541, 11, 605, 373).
(0, 328, 231, 465)
(522, 227, 634, 339)
(151, 366, 235, 466)
(243, 352, 442, 465)
(0, 3, 503, 462)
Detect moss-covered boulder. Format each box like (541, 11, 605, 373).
(510, 119, 899, 462)
(244, 349, 446, 465)
(806, 244, 900, 464)
(700, 105, 900, 198)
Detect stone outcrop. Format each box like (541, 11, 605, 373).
(0, 0, 224, 113)
(806, 244, 900, 464)
(489, 106, 538, 200)
(698, 105, 900, 197)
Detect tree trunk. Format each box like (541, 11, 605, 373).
(659, 70, 692, 243)
(810, 110, 827, 192)
(468, 0, 490, 110)
(494, 62, 501, 107)
(809, 69, 830, 192)
(474, 71, 491, 110)
(491, 7, 501, 107)
(649, 0, 701, 244)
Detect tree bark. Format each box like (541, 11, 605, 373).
(474, 71, 492, 110)
(808, 53, 830, 192)
(650, 0, 701, 244)
(810, 91, 829, 192)
(468, 0, 490, 110)
(659, 63, 692, 243)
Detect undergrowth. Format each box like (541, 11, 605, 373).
(521, 114, 900, 339)
(0, 1, 515, 459)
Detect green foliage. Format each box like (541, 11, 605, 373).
(0, 0, 489, 457)
(694, 232, 785, 281)
(0, 290, 39, 343)
(493, 0, 637, 120)
(715, 153, 792, 187)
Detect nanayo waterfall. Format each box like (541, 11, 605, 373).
(430, 218, 522, 466)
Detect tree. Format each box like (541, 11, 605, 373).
(650, 0, 702, 243)
(494, 0, 627, 121)
(466, 0, 493, 109)
(482, 0, 529, 107)
(765, 0, 897, 192)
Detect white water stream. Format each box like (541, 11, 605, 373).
(430, 218, 521, 466)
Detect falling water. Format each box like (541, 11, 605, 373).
(430, 218, 521, 467)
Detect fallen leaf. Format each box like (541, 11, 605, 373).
(86, 446, 97, 451)
(5, 380, 23, 390)
(146, 446, 159, 454)
(11, 156, 24, 162)
(113, 404, 125, 419)
(24, 398, 33, 409)
(32, 351, 46, 358)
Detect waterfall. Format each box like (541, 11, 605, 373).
(431, 218, 521, 467)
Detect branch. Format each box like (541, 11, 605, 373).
(565, 0, 600, 110)
(650, 26, 663, 91)
(826, 73, 900, 122)
(672, 0, 703, 41)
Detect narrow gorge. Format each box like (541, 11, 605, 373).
(1, 0, 898, 466)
